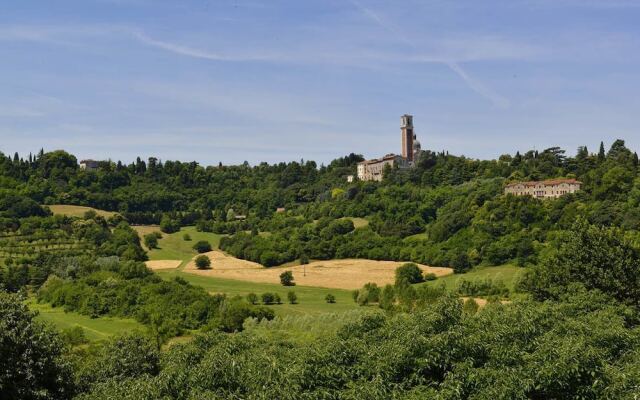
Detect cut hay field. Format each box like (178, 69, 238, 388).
(133, 226, 223, 266)
(183, 251, 453, 290)
(28, 300, 144, 341)
(156, 269, 358, 317)
(46, 204, 117, 218)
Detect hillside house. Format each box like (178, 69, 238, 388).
(504, 178, 582, 199)
(79, 159, 99, 171)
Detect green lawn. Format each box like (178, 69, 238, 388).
(143, 226, 224, 265)
(28, 300, 144, 341)
(421, 264, 524, 292)
(157, 270, 358, 317)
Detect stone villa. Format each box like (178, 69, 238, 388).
(357, 114, 421, 182)
(504, 178, 582, 199)
(79, 159, 100, 171)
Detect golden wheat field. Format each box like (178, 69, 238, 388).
(183, 251, 453, 290)
(145, 260, 182, 270)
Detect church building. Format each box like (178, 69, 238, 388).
(357, 115, 421, 182)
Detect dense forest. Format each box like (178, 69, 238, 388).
(2, 140, 638, 270)
(2, 141, 640, 399)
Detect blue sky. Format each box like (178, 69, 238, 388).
(1, 0, 639, 165)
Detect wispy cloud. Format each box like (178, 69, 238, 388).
(445, 62, 510, 108)
(347, 0, 511, 108)
(523, 0, 640, 9)
(130, 31, 279, 62)
(0, 106, 45, 118)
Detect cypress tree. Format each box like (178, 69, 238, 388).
(598, 141, 606, 162)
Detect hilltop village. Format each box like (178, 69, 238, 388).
(356, 114, 582, 198)
(81, 114, 583, 199)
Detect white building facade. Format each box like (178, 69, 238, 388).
(504, 179, 582, 199)
(357, 154, 409, 182)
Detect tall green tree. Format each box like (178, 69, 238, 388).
(524, 219, 640, 306)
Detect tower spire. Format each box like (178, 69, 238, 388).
(401, 114, 414, 161)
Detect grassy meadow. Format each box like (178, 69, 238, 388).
(134, 226, 223, 265)
(421, 264, 524, 293)
(157, 269, 358, 317)
(29, 300, 144, 342)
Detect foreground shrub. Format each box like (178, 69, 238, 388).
(456, 278, 509, 297)
(0, 292, 74, 399)
(524, 220, 640, 306)
(214, 299, 275, 332)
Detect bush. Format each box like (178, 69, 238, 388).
(395, 263, 424, 285)
(195, 255, 211, 270)
(456, 278, 509, 297)
(356, 289, 370, 306)
(260, 251, 281, 267)
(261, 292, 276, 305)
(246, 292, 258, 305)
(143, 233, 158, 249)
(379, 284, 395, 310)
(274, 293, 282, 305)
(462, 298, 480, 315)
(355, 283, 381, 306)
(0, 292, 74, 398)
(160, 215, 180, 234)
(287, 291, 297, 304)
(325, 293, 336, 304)
(193, 241, 212, 254)
(216, 299, 275, 333)
(424, 273, 437, 281)
(183, 233, 191, 241)
(300, 254, 310, 265)
(280, 271, 295, 286)
(524, 220, 640, 306)
(452, 252, 472, 274)
(60, 326, 89, 346)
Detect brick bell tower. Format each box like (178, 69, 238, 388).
(401, 114, 414, 161)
